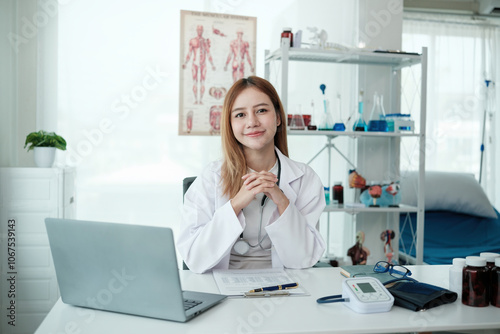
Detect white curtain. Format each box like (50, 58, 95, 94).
(402, 13, 499, 207)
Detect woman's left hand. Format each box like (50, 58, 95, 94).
(242, 171, 289, 214)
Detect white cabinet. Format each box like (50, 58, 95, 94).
(265, 40, 427, 264)
(0, 168, 75, 334)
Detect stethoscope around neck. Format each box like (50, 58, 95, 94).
(233, 155, 281, 255)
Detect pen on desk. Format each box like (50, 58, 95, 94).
(244, 290, 290, 297)
(248, 282, 298, 293)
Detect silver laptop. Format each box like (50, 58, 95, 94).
(45, 218, 226, 322)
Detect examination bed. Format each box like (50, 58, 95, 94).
(398, 171, 500, 264)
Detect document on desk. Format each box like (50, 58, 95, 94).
(212, 268, 307, 297)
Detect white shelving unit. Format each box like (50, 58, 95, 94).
(265, 39, 427, 264)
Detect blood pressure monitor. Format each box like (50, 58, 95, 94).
(342, 277, 394, 313)
(317, 277, 394, 314)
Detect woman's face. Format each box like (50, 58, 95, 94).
(230, 87, 280, 153)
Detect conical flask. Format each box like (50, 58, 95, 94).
(353, 90, 367, 131)
(333, 93, 346, 131)
(367, 93, 388, 132)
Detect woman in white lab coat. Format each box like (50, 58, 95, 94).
(177, 76, 326, 274)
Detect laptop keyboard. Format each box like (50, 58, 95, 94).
(184, 299, 202, 311)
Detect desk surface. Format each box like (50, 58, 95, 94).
(36, 265, 500, 334)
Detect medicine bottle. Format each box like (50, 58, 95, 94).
(324, 186, 330, 205)
(333, 182, 344, 204)
(449, 258, 466, 298)
(491, 257, 500, 307)
(462, 256, 489, 307)
(480, 252, 500, 270)
(281, 28, 293, 47)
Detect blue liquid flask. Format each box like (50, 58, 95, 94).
(333, 93, 346, 131)
(353, 90, 367, 131)
(367, 93, 388, 132)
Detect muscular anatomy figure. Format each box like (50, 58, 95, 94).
(182, 25, 215, 104)
(224, 29, 255, 82)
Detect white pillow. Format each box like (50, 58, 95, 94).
(400, 171, 497, 219)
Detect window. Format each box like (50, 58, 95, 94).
(402, 13, 499, 205)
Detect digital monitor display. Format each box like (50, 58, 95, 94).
(357, 282, 376, 293)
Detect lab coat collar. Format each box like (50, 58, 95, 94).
(275, 147, 303, 203)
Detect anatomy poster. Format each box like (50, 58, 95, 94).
(179, 10, 257, 135)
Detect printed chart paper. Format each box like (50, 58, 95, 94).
(179, 10, 257, 136)
(212, 268, 307, 296)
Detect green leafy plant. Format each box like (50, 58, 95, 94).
(24, 130, 67, 151)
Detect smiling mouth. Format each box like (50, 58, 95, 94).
(246, 131, 264, 137)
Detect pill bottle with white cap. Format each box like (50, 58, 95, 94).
(462, 256, 489, 307)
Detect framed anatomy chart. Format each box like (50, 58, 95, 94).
(179, 10, 257, 135)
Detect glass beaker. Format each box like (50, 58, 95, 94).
(290, 104, 305, 130)
(368, 93, 388, 132)
(353, 90, 367, 131)
(333, 93, 346, 131)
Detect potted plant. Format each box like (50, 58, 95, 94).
(24, 130, 67, 167)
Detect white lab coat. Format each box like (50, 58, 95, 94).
(177, 148, 326, 274)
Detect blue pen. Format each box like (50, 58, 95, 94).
(248, 283, 298, 293)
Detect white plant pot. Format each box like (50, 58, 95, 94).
(34, 147, 56, 168)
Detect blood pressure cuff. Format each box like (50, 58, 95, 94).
(385, 280, 458, 311)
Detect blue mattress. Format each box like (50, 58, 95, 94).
(399, 208, 500, 264)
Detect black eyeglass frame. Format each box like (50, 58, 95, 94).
(373, 261, 412, 278)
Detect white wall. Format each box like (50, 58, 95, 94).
(0, 0, 17, 166)
(0, 0, 38, 167)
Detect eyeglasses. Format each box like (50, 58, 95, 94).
(373, 261, 412, 278)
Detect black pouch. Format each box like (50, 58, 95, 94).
(385, 279, 458, 311)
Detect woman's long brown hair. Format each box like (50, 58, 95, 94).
(220, 76, 288, 198)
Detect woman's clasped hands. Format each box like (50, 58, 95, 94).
(231, 170, 289, 215)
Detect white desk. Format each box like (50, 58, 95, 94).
(35, 265, 500, 334)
